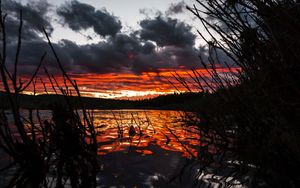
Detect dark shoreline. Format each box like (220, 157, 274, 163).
(0, 92, 203, 111)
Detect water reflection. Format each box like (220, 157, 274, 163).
(94, 110, 200, 158)
(8, 109, 200, 158)
(4, 109, 201, 187)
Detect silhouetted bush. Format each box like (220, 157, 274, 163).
(0, 3, 98, 187)
(181, 0, 300, 187)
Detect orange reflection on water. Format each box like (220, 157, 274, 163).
(94, 110, 200, 158)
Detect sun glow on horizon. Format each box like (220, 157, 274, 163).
(85, 90, 177, 100)
(3, 67, 240, 100)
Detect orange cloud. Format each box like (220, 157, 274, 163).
(1, 68, 240, 99)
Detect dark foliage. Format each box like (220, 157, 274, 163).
(0, 1, 99, 187)
(181, 0, 300, 187)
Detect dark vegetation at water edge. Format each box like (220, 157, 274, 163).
(180, 0, 300, 187)
(0, 91, 204, 110)
(0, 2, 99, 186)
(134, 92, 205, 109)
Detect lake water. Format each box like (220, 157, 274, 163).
(3, 109, 201, 187)
(93, 110, 200, 187)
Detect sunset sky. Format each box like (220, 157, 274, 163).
(1, 0, 235, 99)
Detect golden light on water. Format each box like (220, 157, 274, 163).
(19, 109, 200, 157)
(18, 109, 200, 158)
(93, 110, 200, 158)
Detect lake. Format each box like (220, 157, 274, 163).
(93, 110, 200, 187)
(3, 109, 201, 187)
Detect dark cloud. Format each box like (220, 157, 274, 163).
(4, 17, 41, 41)
(5, 31, 234, 78)
(140, 16, 196, 47)
(4, 33, 201, 76)
(139, 8, 162, 18)
(4, 39, 71, 76)
(55, 33, 200, 74)
(0, 0, 54, 76)
(166, 1, 186, 15)
(57, 0, 122, 37)
(141, 42, 156, 54)
(2, 0, 53, 38)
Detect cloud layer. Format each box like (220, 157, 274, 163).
(140, 16, 196, 47)
(2, 0, 53, 41)
(166, 1, 186, 15)
(57, 0, 122, 37)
